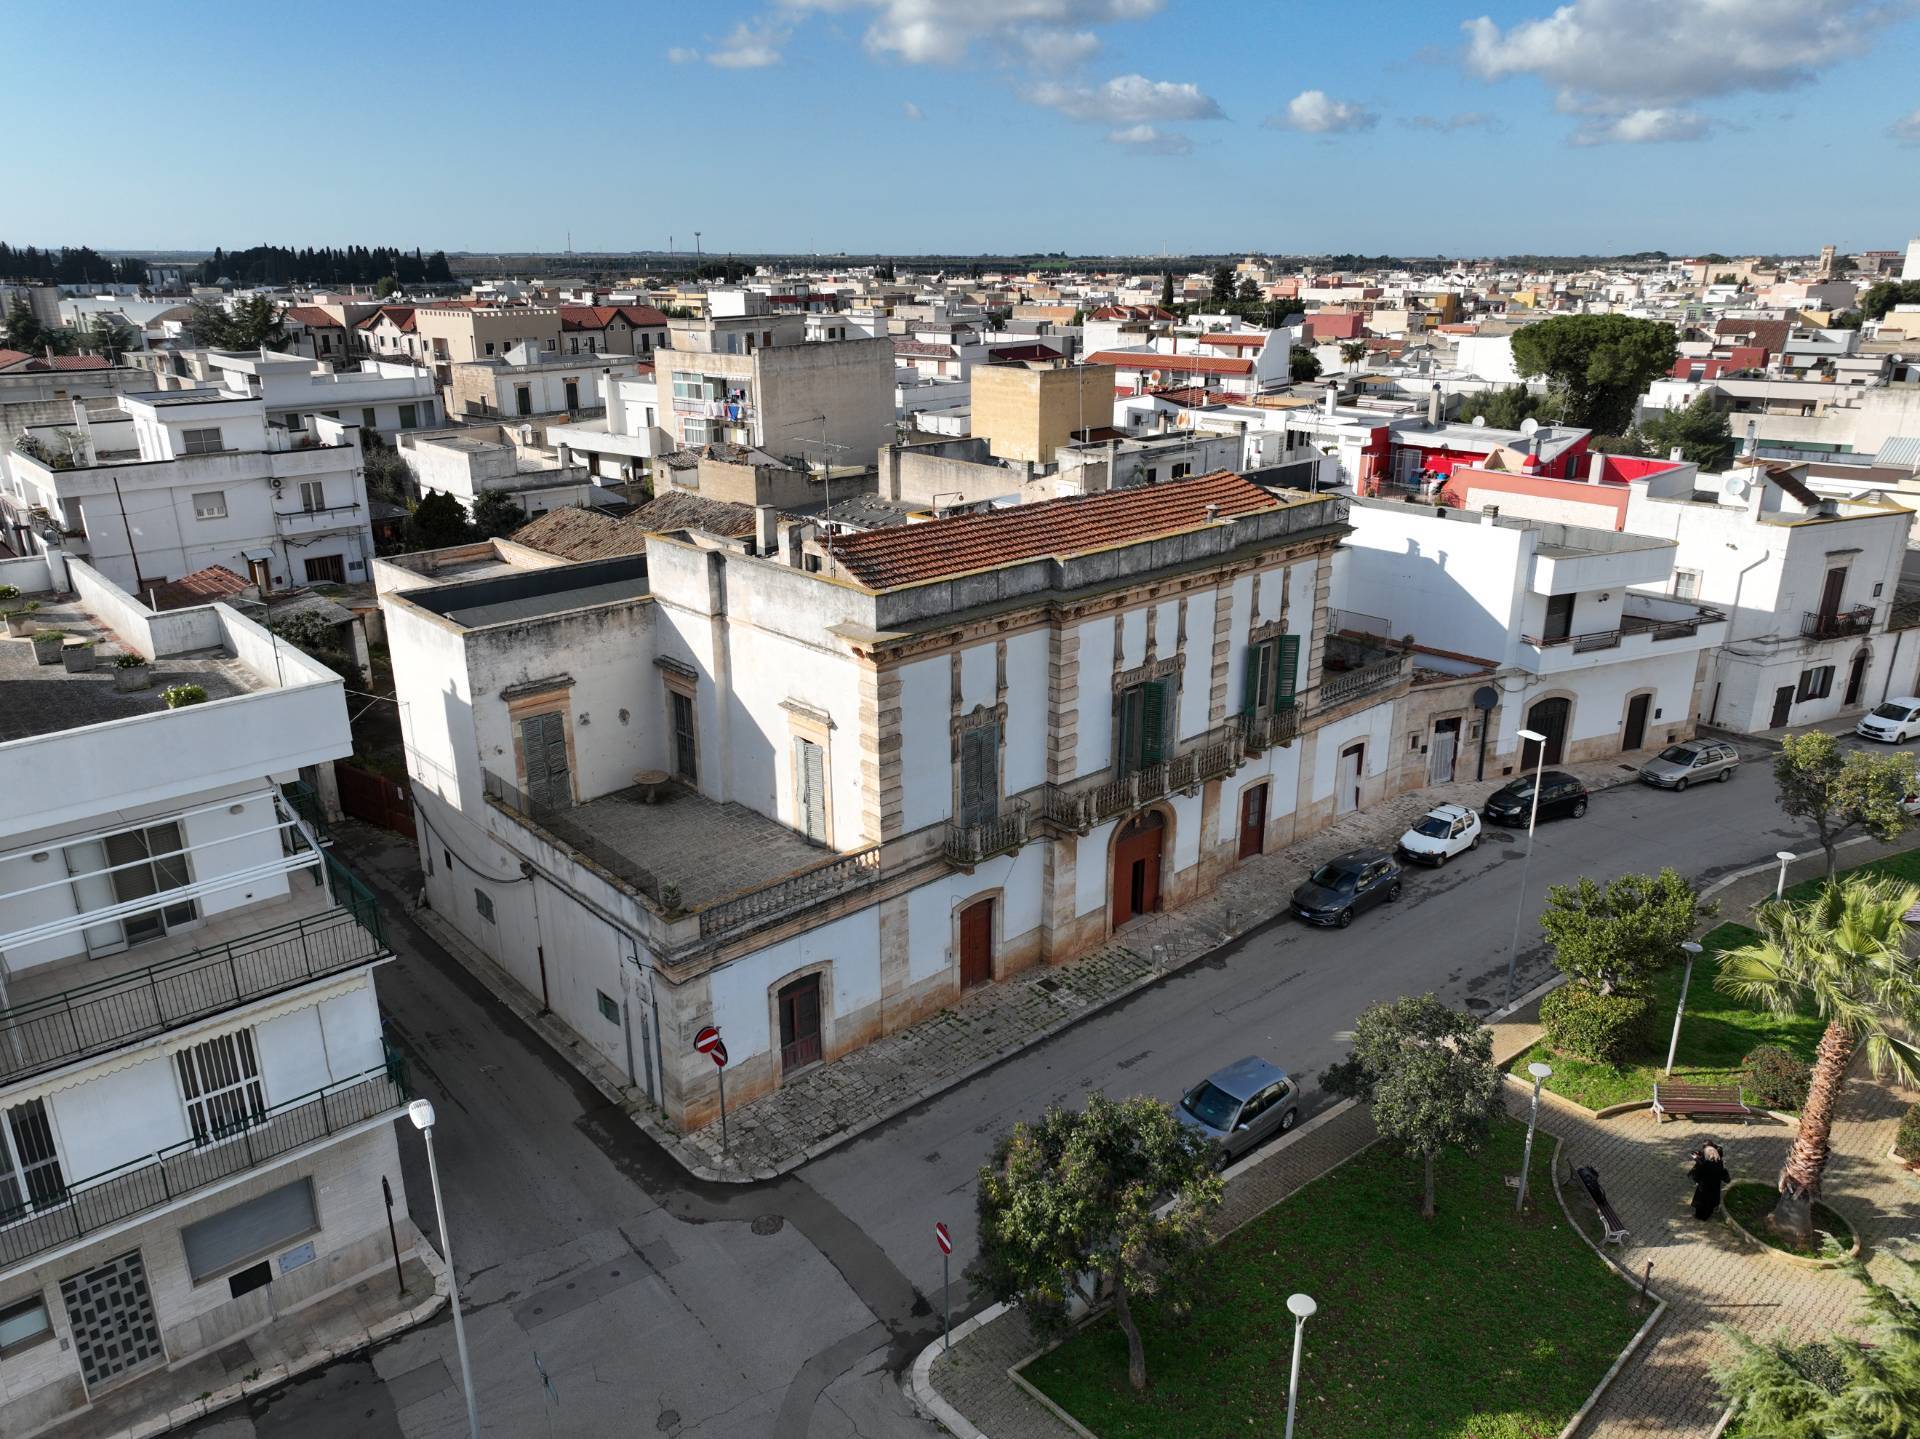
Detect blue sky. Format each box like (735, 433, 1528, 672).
(10, 0, 1918, 257)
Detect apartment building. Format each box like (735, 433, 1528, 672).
(0, 556, 408, 1436)
(1, 392, 376, 592)
(354, 307, 420, 364)
(201, 352, 438, 441)
(415, 306, 564, 391)
(546, 369, 668, 491)
(398, 426, 609, 520)
(377, 473, 1401, 1130)
(656, 323, 893, 464)
(970, 361, 1117, 465)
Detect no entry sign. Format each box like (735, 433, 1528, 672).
(935, 1221, 952, 1255)
(709, 1038, 729, 1068)
(694, 1025, 720, 1054)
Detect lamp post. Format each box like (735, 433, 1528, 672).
(1664, 940, 1705, 1076)
(1515, 1061, 1552, 1214)
(1285, 1292, 1317, 1439)
(409, 1100, 480, 1439)
(1774, 849, 1796, 902)
(1503, 728, 1550, 1007)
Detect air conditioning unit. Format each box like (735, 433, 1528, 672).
(270, 477, 283, 490)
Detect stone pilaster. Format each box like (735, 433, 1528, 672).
(858, 664, 904, 844)
(1048, 623, 1080, 783)
(1208, 578, 1234, 725)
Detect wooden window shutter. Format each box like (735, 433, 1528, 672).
(795, 737, 827, 841)
(1240, 648, 1262, 715)
(1140, 682, 1167, 766)
(520, 712, 570, 809)
(958, 724, 998, 826)
(1275, 634, 1300, 707)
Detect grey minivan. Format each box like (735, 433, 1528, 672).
(1640, 739, 1739, 791)
(1177, 1056, 1300, 1168)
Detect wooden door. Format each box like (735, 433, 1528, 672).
(1846, 652, 1868, 706)
(959, 899, 994, 990)
(1237, 784, 1267, 860)
(1818, 567, 1846, 626)
(1623, 693, 1650, 752)
(1770, 684, 1795, 728)
(778, 974, 822, 1072)
(1111, 813, 1165, 928)
(1543, 593, 1575, 643)
(1526, 697, 1570, 767)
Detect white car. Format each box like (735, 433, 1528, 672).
(1395, 803, 1482, 866)
(1858, 697, 1920, 743)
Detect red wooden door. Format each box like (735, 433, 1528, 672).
(778, 975, 822, 1072)
(1238, 784, 1267, 860)
(959, 899, 994, 990)
(1111, 813, 1165, 928)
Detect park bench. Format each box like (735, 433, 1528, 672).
(1651, 1082, 1756, 1124)
(1574, 1165, 1630, 1246)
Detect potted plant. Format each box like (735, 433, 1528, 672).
(31, 628, 66, 666)
(112, 652, 151, 692)
(61, 636, 97, 673)
(162, 682, 208, 708)
(5, 599, 38, 638)
(0, 584, 19, 612)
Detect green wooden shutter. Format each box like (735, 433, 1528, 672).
(1275, 635, 1300, 707)
(1240, 649, 1261, 715)
(1140, 682, 1166, 766)
(520, 712, 570, 810)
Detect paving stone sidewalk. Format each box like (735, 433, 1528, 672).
(674, 753, 1645, 1177)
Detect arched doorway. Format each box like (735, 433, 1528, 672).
(1111, 810, 1166, 929)
(1524, 697, 1571, 768)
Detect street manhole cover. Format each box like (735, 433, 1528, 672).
(657, 1410, 680, 1431)
(751, 1214, 785, 1236)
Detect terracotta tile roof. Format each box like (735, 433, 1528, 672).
(894, 338, 958, 359)
(1196, 334, 1267, 348)
(356, 305, 416, 332)
(1083, 350, 1254, 376)
(829, 471, 1280, 591)
(1090, 305, 1176, 322)
(282, 305, 343, 329)
(0, 348, 29, 368)
(0, 352, 110, 372)
(149, 563, 253, 610)
(559, 304, 670, 331)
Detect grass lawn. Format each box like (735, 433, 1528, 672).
(1724, 1180, 1855, 1258)
(1022, 1120, 1645, 1439)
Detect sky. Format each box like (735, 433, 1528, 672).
(9, 0, 1919, 258)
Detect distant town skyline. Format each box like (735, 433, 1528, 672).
(10, 0, 1918, 257)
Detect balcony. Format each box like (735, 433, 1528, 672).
(943, 800, 1032, 867)
(0, 863, 385, 1087)
(275, 501, 365, 534)
(0, 1065, 406, 1273)
(1801, 605, 1874, 640)
(1041, 725, 1243, 833)
(1240, 705, 1301, 752)
(1316, 653, 1408, 712)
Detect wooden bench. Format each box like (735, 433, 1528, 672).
(1575, 1165, 1630, 1245)
(1651, 1082, 1756, 1124)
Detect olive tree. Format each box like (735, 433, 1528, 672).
(1773, 731, 1916, 877)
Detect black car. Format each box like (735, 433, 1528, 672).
(1483, 770, 1588, 826)
(1291, 848, 1403, 928)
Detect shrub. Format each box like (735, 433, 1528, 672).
(0, 584, 19, 607)
(1741, 1044, 1811, 1111)
(162, 683, 208, 708)
(113, 652, 147, 668)
(1540, 983, 1651, 1065)
(1897, 1101, 1920, 1161)
(31, 628, 65, 647)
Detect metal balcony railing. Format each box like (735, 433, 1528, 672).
(0, 1067, 406, 1271)
(0, 874, 385, 1086)
(1041, 725, 1243, 833)
(1801, 606, 1873, 640)
(943, 800, 1032, 866)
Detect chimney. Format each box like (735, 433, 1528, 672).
(1480, 504, 1500, 526)
(1322, 383, 1337, 416)
(1669, 445, 1684, 463)
(1427, 382, 1442, 428)
(755, 504, 779, 556)
(1205, 503, 1220, 522)
(1526, 434, 1540, 460)
(1743, 419, 1758, 458)
(1587, 451, 1604, 483)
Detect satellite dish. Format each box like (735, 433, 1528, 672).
(1519, 417, 1540, 436)
(1472, 685, 1499, 711)
(1471, 414, 1487, 427)
(1727, 477, 1751, 499)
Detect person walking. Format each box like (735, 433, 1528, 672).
(1689, 1142, 1730, 1220)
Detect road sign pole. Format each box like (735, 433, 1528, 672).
(717, 1062, 728, 1159)
(943, 1250, 951, 1352)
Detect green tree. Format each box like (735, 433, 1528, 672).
(1773, 731, 1917, 877)
(1636, 392, 1736, 470)
(361, 444, 411, 506)
(1830, 310, 1863, 331)
(84, 317, 131, 364)
(269, 609, 361, 686)
(1714, 272, 1739, 286)
(373, 273, 400, 297)
(1458, 384, 1554, 431)
(470, 487, 527, 539)
(1159, 269, 1174, 308)
(1862, 281, 1920, 320)
(405, 491, 473, 550)
(1322, 994, 1502, 1218)
(1289, 345, 1321, 383)
(3, 297, 47, 353)
(1510, 314, 1678, 437)
(1539, 868, 1708, 996)
(1339, 340, 1368, 372)
(1717, 875, 1920, 1244)
(189, 294, 288, 351)
(1235, 275, 1261, 305)
(1209, 264, 1235, 307)
(970, 1093, 1221, 1391)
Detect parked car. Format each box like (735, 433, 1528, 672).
(1484, 771, 1588, 826)
(1176, 1056, 1300, 1168)
(1290, 848, 1402, 927)
(1639, 740, 1739, 791)
(1395, 803, 1483, 865)
(1858, 697, 1920, 744)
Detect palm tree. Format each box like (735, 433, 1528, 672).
(1340, 340, 1367, 373)
(1715, 874, 1920, 1245)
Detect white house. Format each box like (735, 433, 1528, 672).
(0, 555, 411, 1436)
(398, 427, 616, 520)
(202, 351, 439, 442)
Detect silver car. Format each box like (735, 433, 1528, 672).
(1177, 1056, 1300, 1169)
(1640, 739, 1739, 791)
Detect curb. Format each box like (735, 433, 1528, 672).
(1720, 1182, 1864, 1267)
(905, 1302, 1009, 1439)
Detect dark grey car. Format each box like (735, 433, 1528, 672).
(1177, 1056, 1301, 1168)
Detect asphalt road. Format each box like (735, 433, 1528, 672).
(182, 731, 1910, 1438)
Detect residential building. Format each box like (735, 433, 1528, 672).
(355, 307, 420, 364)
(559, 305, 670, 357)
(199, 352, 439, 441)
(970, 361, 1116, 465)
(655, 328, 893, 464)
(547, 370, 669, 491)
(446, 345, 642, 423)
(415, 307, 564, 391)
(398, 426, 614, 520)
(377, 473, 1403, 1131)
(0, 555, 409, 1437)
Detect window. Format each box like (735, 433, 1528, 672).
(0, 1099, 65, 1217)
(1116, 679, 1171, 775)
(299, 480, 325, 512)
(683, 419, 711, 444)
(597, 990, 620, 1024)
(484, 341, 495, 355)
(518, 711, 572, 810)
(1798, 665, 1835, 702)
(1171, 461, 1192, 479)
(302, 554, 345, 584)
(1242, 634, 1300, 715)
(671, 371, 702, 401)
(192, 490, 227, 520)
(515, 385, 532, 417)
(176, 1030, 266, 1143)
(181, 1178, 317, 1283)
(181, 427, 224, 455)
(0, 1294, 53, 1356)
(84, 820, 196, 946)
(1671, 569, 1702, 601)
(671, 690, 698, 784)
(398, 403, 417, 429)
(956, 724, 998, 827)
(794, 736, 828, 842)
(474, 888, 495, 923)
(361, 408, 377, 429)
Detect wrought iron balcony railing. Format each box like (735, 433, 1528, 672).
(1801, 606, 1874, 640)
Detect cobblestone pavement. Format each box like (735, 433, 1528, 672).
(677, 752, 1645, 1176)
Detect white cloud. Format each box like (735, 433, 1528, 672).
(707, 20, 789, 67)
(1401, 110, 1505, 134)
(1893, 106, 1920, 145)
(776, 0, 1162, 65)
(1107, 123, 1192, 155)
(1462, 0, 1902, 142)
(1265, 90, 1378, 134)
(666, 47, 698, 63)
(1026, 72, 1222, 123)
(902, 100, 924, 120)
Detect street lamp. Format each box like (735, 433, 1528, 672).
(1664, 940, 1705, 1076)
(1515, 1061, 1552, 1214)
(1285, 1292, 1317, 1439)
(1774, 849, 1796, 902)
(1503, 728, 1550, 1007)
(409, 1099, 480, 1439)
